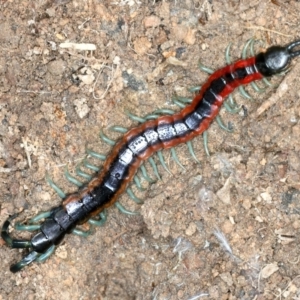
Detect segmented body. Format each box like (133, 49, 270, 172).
(62, 58, 263, 234)
(2, 40, 300, 273)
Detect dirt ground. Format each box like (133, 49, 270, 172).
(1, 0, 300, 299)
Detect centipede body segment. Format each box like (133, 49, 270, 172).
(2, 39, 300, 273)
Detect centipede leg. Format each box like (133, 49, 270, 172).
(1, 215, 32, 248)
(115, 202, 139, 215)
(88, 210, 107, 227)
(126, 187, 144, 204)
(46, 172, 66, 199)
(76, 164, 92, 180)
(72, 227, 93, 237)
(100, 130, 116, 146)
(148, 157, 161, 180)
(10, 251, 40, 273)
(216, 116, 233, 132)
(64, 166, 84, 187)
(170, 148, 185, 170)
(36, 244, 56, 262)
(187, 141, 201, 162)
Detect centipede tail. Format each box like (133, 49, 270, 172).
(2, 39, 300, 272)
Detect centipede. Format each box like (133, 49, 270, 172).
(2, 39, 300, 273)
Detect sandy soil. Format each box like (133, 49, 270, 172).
(1, 1, 300, 299)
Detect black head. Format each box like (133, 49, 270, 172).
(255, 40, 300, 77)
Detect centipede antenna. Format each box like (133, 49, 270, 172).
(286, 40, 300, 58)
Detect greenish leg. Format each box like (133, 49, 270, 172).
(10, 251, 40, 273)
(250, 81, 266, 93)
(173, 98, 186, 108)
(29, 211, 52, 223)
(226, 39, 252, 100)
(109, 125, 128, 133)
(36, 245, 55, 262)
(1, 215, 32, 248)
(86, 149, 106, 161)
(64, 167, 83, 187)
(223, 101, 241, 114)
(126, 187, 144, 204)
(187, 140, 201, 162)
(238, 85, 252, 100)
(203, 131, 210, 157)
(15, 211, 52, 231)
(145, 113, 160, 120)
(99, 130, 116, 146)
(126, 111, 146, 123)
(225, 42, 232, 64)
(172, 95, 193, 104)
(133, 175, 145, 191)
(152, 108, 175, 115)
(171, 148, 185, 170)
(72, 227, 93, 237)
(88, 210, 107, 226)
(115, 201, 139, 215)
(198, 62, 214, 74)
(76, 164, 92, 180)
(216, 116, 233, 132)
(83, 158, 100, 172)
(228, 94, 237, 108)
(15, 223, 41, 231)
(148, 157, 161, 180)
(241, 39, 253, 59)
(46, 172, 66, 199)
(188, 86, 200, 93)
(262, 77, 273, 87)
(140, 164, 155, 183)
(157, 150, 172, 175)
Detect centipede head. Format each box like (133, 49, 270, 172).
(256, 40, 300, 76)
